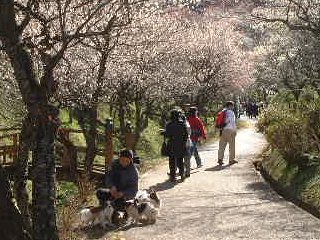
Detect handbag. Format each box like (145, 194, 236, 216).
(161, 140, 169, 156)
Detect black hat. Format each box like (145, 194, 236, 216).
(225, 101, 234, 107)
(119, 149, 133, 159)
(189, 106, 198, 116)
(170, 109, 180, 121)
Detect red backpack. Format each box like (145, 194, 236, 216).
(215, 110, 227, 128)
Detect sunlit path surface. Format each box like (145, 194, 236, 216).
(119, 122, 320, 240)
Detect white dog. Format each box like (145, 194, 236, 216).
(79, 201, 114, 229)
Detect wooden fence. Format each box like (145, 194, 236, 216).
(0, 128, 19, 166)
(0, 126, 136, 182)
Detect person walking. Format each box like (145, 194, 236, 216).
(218, 101, 237, 166)
(165, 109, 188, 182)
(187, 107, 207, 168)
(180, 113, 192, 178)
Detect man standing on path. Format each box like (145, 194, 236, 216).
(187, 107, 207, 168)
(165, 109, 188, 182)
(218, 101, 237, 166)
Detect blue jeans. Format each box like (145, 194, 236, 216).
(190, 140, 202, 167)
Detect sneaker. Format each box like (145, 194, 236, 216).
(167, 172, 179, 176)
(197, 164, 203, 168)
(169, 177, 177, 183)
(180, 175, 185, 182)
(229, 160, 238, 165)
(218, 159, 224, 166)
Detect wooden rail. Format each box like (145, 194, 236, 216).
(0, 129, 19, 166)
(0, 127, 119, 181)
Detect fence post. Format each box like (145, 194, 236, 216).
(12, 133, 18, 162)
(124, 121, 136, 151)
(105, 119, 113, 172)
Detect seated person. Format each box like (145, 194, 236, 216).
(96, 149, 139, 212)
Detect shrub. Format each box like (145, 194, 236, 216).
(259, 89, 320, 166)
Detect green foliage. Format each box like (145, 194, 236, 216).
(59, 109, 79, 129)
(56, 181, 79, 207)
(136, 119, 162, 161)
(258, 89, 320, 166)
(263, 149, 320, 212)
(301, 175, 320, 209)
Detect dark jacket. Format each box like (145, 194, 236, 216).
(109, 160, 139, 199)
(165, 119, 188, 158)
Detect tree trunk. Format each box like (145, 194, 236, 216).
(0, 164, 32, 240)
(133, 100, 150, 150)
(14, 117, 32, 232)
(57, 129, 78, 180)
(118, 93, 127, 148)
(0, 3, 59, 238)
(76, 107, 98, 175)
(31, 111, 59, 240)
(84, 123, 97, 175)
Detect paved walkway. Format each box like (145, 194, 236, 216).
(120, 124, 320, 240)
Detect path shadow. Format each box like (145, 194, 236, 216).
(148, 178, 177, 192)
(189, 168, 201, 173)
(204, 164, 233, 171)
(246, 181, 284, 203)
(114, 221, 155, 232)
(76, 224, 115, 239)
(78, 221, 154, 239)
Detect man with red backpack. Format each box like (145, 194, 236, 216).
(187, 107, 207, 168)
(217, 101, 237, 166)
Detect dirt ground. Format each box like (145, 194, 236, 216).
(81, 120, 320, 240)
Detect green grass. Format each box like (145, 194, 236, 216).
(135, 119, 166, 172)
(56, 181, 79, 207)
(263, 149, 320, 215)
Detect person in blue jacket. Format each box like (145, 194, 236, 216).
(96, 149, 139, 211)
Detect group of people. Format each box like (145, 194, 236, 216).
(163, 106, 207, 182)
(93, 101, 238, 225)
(245, 101, 259, 119)
(164, 101, 238, 181)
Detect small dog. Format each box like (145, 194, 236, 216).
(149, 189, 161, 208)
(125, 189, 161, 225)
(79, 201, 114, 229)
(125, 200, 159, 224)
(135, 189, 161, 208)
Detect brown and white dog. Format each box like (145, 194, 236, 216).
(79, 201, 114, 229)
(135, 189, 161, 208)
(125, 189, 161, 225)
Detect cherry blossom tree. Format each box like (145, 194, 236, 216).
(253, 0, 320, 37)
(0, 0, 149, 239)
(252, 1, 320, 98)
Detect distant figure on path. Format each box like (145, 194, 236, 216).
(218, 101, 237, 166)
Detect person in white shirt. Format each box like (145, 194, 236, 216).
(218, 101, 237, 166)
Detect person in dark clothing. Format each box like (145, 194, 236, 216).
(252, 102, 259, 118)
(96, 149, 139, 211)
(165, 109, 188, 182)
